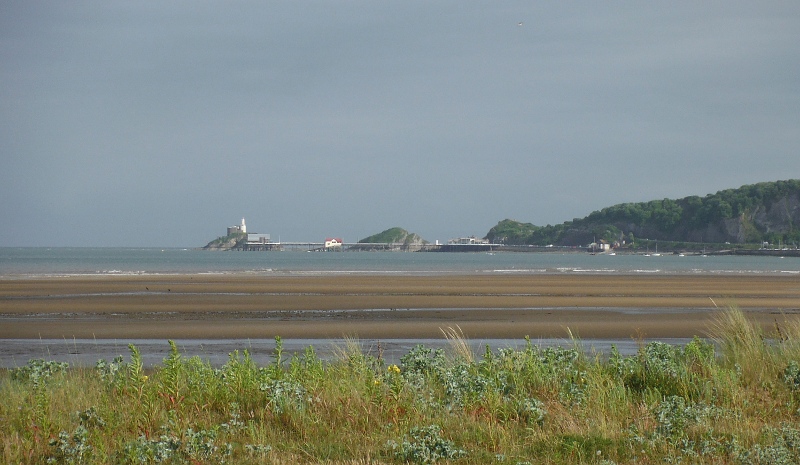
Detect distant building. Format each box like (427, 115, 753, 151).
(228, 218, 247, 236)
(587, 240, 611, 252)
(247, 233, 271, 245)
(324, 238, 343, 250)
(449, 236, 489, 245)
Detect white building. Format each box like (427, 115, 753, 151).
(324, 238, 343, 249)
(227, 218, 248, 236)
(449, 236, 489, 245)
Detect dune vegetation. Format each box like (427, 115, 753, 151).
(3, 307, 800, 464)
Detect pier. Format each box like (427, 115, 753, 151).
(235, 242, 437, 252)
(234, 242, 523, 252)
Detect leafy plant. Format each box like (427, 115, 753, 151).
(783, 361, 800, 392)
(96, 355, 128, 388)
(118, 432, 180, 464)
(11, 359, 68, 384)
(736, 424, 800, 465)
(387, 425, 467, 464)
(47, 426, 92, 464)
(260, 378, 307, 414)
(400, 344, 447, 377)
(515, 397, 547, 426)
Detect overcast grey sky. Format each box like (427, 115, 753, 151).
(2, 2, 799, 247)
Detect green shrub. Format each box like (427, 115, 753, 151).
(783, 361, 800, 392)
(400, 344, 447, 376)
(736, 424, 800, 465)
(47, 425, 92, 464)
(386, 425, 467, 464)
(11, 359, 68, 384)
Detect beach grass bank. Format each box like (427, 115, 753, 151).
(3, 307, 800, 464)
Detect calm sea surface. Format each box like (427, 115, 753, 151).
(1, 248, 797, 367)
(1, 247, 799, 277)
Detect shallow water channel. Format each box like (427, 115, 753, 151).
(0, 337, 695, 369)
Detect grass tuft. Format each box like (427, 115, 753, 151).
(440, 325, 474, 364)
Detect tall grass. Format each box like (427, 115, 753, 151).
(440, 326, 474, 364)
(3, 310, 800, 464)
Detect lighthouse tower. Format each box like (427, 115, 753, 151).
(241, 218, 247, 234)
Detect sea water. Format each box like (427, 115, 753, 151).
(1, 247, 798, 277)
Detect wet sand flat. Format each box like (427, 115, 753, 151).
(1, 274, 799, 340)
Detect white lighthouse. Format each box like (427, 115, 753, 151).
(241, 217, 247, 234)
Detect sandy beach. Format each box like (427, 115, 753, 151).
(1, 273, 799, 340)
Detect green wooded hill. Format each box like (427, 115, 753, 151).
(355, 227, 428, 251)
(487, 180, 800, 247)
(360, 227, 411, 243)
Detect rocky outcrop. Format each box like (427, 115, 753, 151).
(398, 233, 427, 252)
(750, 192, 800, 236)
(202, 233, 245, 250)
(707, 192, 800, 243)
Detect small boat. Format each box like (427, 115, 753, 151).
(651, 241, 662, 257)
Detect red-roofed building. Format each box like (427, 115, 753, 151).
(324, 238, 343, 250)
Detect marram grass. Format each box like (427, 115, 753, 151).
(3, 308, 800, 464)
